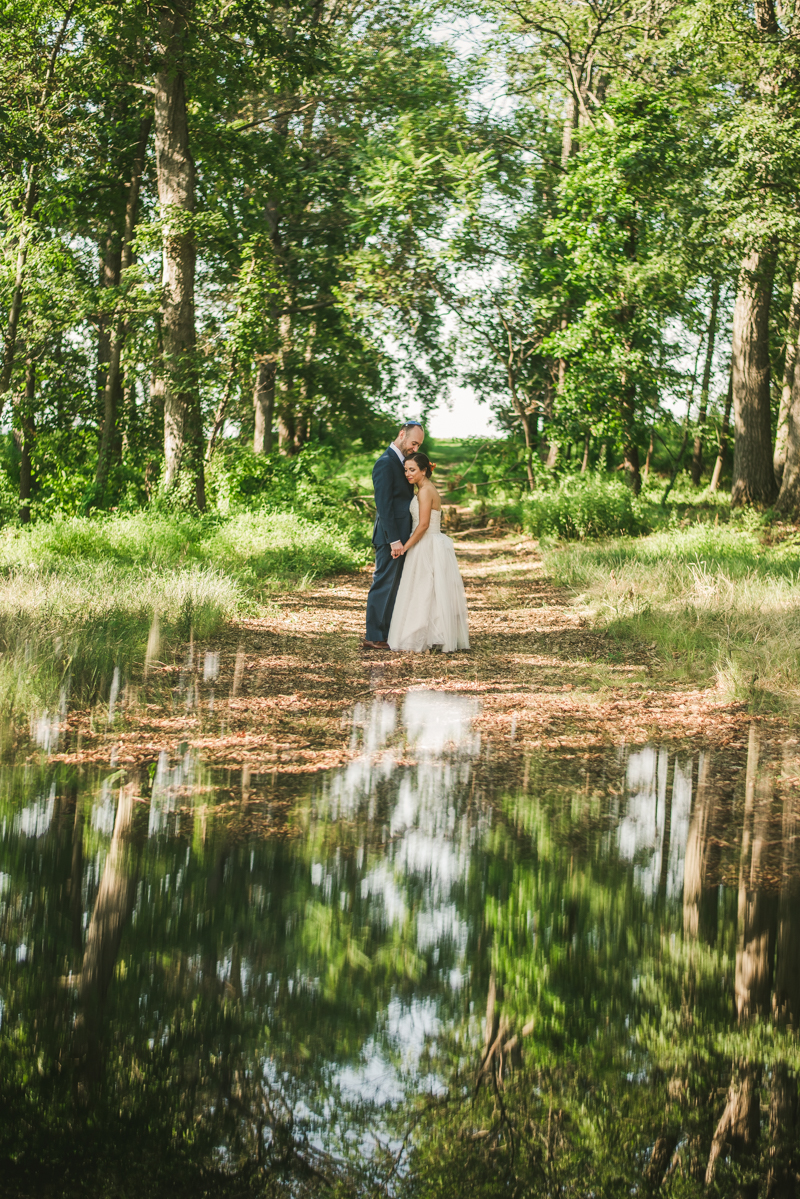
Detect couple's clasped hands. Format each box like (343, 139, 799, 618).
(390, 542, 407, 559)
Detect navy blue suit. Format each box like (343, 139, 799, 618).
(365, 447, 414, 641)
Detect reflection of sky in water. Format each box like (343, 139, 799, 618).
(321, 692, 481, 1105)
(14, 781, 56, 838)
(338, 997, 444, 1105)
(619, 747, 696, 899)
(319, 690, 482, 947)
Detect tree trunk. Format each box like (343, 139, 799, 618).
(580, 432, 590, 474)
(16, 356, 35, 524)
(773, 271, 800, 487)
(709, 367, 733, 493)
(731, 249, 778, 506)
(621, 381, 642, 494)
(253, 358, 276, 453)
(691, 280, 720, 485)
(775, 315, 800, 516)
(153, 5, 205, 508)
(92, 115, 152, 508)
(96, 232, 120, 418)
(276, 308, 297, 454)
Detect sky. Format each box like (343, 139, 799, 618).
(425, 384, 499, 439)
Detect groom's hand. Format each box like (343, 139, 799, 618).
(390, 541, 403, 559)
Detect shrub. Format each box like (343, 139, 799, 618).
(521, 476, 647, 540)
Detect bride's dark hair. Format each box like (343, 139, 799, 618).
(406, 452, 435, 478)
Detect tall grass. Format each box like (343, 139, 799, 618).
(545, 521, 800, 709)
(0, 509, 371, 730)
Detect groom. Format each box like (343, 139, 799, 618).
(363, 420, 424, 650)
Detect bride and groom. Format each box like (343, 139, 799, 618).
(363, 420, 470, 653)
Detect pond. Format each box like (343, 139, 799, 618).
(1, 687, 798, 1196)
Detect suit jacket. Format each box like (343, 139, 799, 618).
(372, 447, 414, 546)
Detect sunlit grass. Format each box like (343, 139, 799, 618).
(0, 509, 370, 727)
(545, 521, 800, 709)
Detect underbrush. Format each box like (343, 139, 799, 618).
(545, 521, 800, 710)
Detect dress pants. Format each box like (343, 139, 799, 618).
(365, 543, 406, 641)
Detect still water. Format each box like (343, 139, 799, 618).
(1, 690, 798, 1196)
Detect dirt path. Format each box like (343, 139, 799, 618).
(62, 538, 754, 774)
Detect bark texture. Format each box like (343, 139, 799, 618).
(775, 318, 800, 516)
(774, 271, 800, 487)
(154, 5, 205, 508)
(731, 250, 778, 506)
(253, 358, 276, 453)
(709, 370, 733, 492)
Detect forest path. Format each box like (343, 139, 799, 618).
(68, 536, 751, 772)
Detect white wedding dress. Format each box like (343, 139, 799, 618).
(388, 496, 470, 653)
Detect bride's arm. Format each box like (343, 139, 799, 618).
(401, 488, 434, 554)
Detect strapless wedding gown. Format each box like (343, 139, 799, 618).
(388, 496, 470, 653)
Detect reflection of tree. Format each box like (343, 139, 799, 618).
(683, 752, 720, 942)
(768, 752, 800, 1198)
(73, 770, 142, 1093)
(734, 728, 778, 1021)
(4, 733, 800, 1195)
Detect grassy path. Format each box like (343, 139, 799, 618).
(56, 535, 760, 775)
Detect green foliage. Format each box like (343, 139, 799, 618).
(521, 475, 648, 540)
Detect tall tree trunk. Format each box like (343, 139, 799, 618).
(0, 4, 75, 411)
(775, 316, 800, 515)
(773, 270, 800, 488)
(580, 432, 590, 474)
(731, 249, 778, 506)
(276, 308, 296, 454)
(96, 232, 120, 418)
(709, 369, 734, 492)
(621, 380, 642, 494)
(691, 280, 720, 485)
(92, 115, 152, 508)
(15, 356, 36, 524)
(253, 357, 276, 453)
(154, 5, 205, 509)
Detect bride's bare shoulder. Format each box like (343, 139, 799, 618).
(421, 480, 442, 510)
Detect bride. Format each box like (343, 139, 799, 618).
(388, 452, 470, 653)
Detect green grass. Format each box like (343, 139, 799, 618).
(545, 518, 800, 710)
(0, 508, 371, 729)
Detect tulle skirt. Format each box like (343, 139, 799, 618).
(388, 530, 470, 653)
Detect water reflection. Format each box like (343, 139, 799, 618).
(1, 697, 799, 1195)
